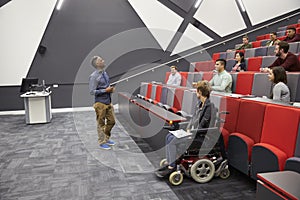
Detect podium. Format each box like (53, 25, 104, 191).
(20, 91, 52, 124)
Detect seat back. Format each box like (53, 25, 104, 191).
(173, 88, 185, 111)
(235, 72, 255, 95)
(219, 52, 227, 59)
(260, 104, 300, 158)
(146, 83, 152, 99)
(267, 45, 276, 56)
(202, 71, 214, 81)
(254, 47, 267, 57)
(187, 72, 194, 88)
(155, 84, 163, 102)
(181, 90, 198, 115)
(226, 59, 236, 72)
(166, 87, 176, 106)
(230, 73, 238, 93)
(194, 72, 203, 83)
(220, 96, 241, 133)
(289, 42, 299, 54)
(150, 84, 157, 100)
(246, 57, 263, 71)
(252, 41, 261, 48)
(261, 56, 277, 68)
(194, 61, 215, 72)
(212, 52, 220, 61)
(140, 82, 148, 97)
(245, 48, 255, 58)
(236, 100, 266, 143)
(226, 50, 236, 60)
(286, 72, 300, 102)
(180, 72, 188, 87)
(251, 73, 272, 97)
(160, 86, 168, 104)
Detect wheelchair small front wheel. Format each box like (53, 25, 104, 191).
(190, 159, 215, 183)
(219, 168, 230, 179)
(169, 171, 183, 186)
(159, 158, 168, 167)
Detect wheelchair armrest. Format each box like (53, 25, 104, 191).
(163, 122, 179, 131)
(190, 127, 218, 134)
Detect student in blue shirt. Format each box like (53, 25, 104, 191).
(89, 56, 115, 150)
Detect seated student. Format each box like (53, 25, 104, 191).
(166, 65, 181, 86)
(236, 35, 253, 50)
(231, 52, 246, 72)
(268, 66, 290, 103)
(261, 41, 300, 72)
(283, 26, 300, 43)
(156, 81, 226, 177)
(209, 59, 233, 93)
(265, 32, 281, 46)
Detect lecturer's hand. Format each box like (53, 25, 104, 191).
(105, 86, 114, 93)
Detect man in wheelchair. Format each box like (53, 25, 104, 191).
(155, 81, 228, 184)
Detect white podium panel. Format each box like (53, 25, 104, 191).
(21, 91, 52, 124)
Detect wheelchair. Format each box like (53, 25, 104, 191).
(157, 110, 230, 186)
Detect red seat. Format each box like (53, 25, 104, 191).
(171, 88, 185, 113)
(194, 60, 215, 72)
(252, 41, 261, 48)
(251, 104, 300, 179)
(212, 52, 220, 61)
(153, 84, 163, 104)
(247, 56, 263, 71)
(202, 71, 214, 81)
(256, 34, 270, 41)
(235, 72, 255, 95)
(179, 72, 188, 87)
(145, 83, 152, 100)
(228, 100, 266, 175)
(220, 97, 241, 149)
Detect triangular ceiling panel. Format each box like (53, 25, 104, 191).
(128, 0, 184, 51)
(242, 0, 300, 25)
(193, 0, 247, 37)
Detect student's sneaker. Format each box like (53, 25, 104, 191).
(99, 143, 111, 150)
(106, 140, 115, 146)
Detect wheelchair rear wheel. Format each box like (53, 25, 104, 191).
(169, 171, 183, 186)
(190, 159, 215, 183)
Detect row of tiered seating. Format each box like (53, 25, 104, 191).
(191, 19, 300, 73)
(216, 96, 300, 179)
(137, 82, 300, 179)
(164, 71, 300, 102)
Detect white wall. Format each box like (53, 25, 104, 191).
(0, 0, 57, 86)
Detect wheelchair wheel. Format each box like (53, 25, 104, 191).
(159, 158, 168, 167)
(190, 159, 215, 183)
(219, 168, 230, 179)
(169, 171, 183, 186)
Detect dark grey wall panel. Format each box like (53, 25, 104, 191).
(169, 0, 196, 12)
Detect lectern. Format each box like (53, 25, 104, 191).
(20, 91, 52, 124)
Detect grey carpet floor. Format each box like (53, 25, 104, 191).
(0, 111, 178, 200)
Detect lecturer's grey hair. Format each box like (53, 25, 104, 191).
(91, 56, 102, 68)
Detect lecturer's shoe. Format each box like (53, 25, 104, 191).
(99, 144, 111, 150)
(106, 140, 115, 146)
